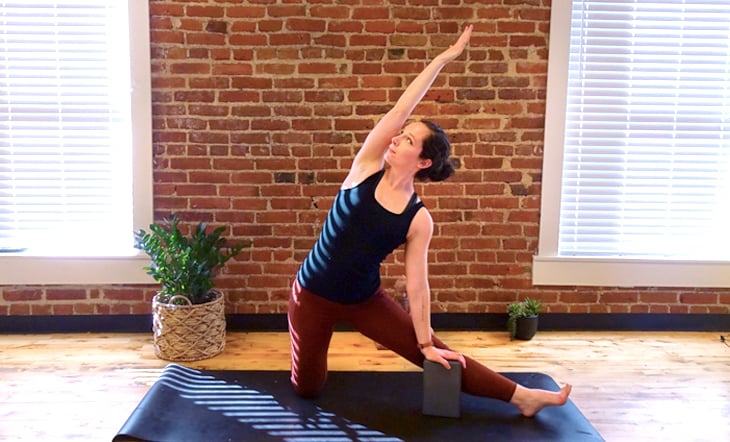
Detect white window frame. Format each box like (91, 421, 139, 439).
(0, 1, 153, 285)
(533, 0, 730, 288)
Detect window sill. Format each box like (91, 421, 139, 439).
(0, 252, 154, 285)
(532, 255, 730, 288)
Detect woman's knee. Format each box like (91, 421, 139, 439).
(290, 373, 326, 398)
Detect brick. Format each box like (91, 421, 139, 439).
(352, 63, 382, 75)
(640, 292, 680, 304)
(286, 18, 326, 32)
(51, 304, 73, 315)
(350, 34, 387, 47)
(149, 3, 184, 17)
(46, 289, 87, 301)
(497, 21, 537, 34)
(188, 104, 230, 117)
(31, 304, 53, 315)
(213, 63, 253, 75)
(679, 292, 718, 305)
(3, 289, 43, 301)
(600, 292, 639, 304)
(150, 30, 185, 44)
(630, 305, 651, 314)
(186, 5, 224, 18)
(74, 303, 97, 314)
(433, 7, 475, 20)
(229, 34, 267, 46)
(190, 197, 231, 210)
(101, 289, 142, 302)
(328, 21, 363, 33)
(227, 6, 266, 19)
(352, 7, 389, 20)
(310, 6, 350, 19)
(267, 5, 307, 18)
(561, 292, 601, 304)
(299, 63, 339, 75)
(269, 33, 311, 46)
(170, 62, 211, 75)
(262, 91, 303, 103)
(510, 35, 547, 47)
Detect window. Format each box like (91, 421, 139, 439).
(0, 1, 153, 284)
(534, 0, 730, 287)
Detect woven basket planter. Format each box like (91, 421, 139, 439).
(151, 291, 226, 362)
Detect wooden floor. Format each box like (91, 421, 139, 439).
(1, 331, 728, 441)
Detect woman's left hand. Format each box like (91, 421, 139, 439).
(437, 24, 473, 64)
(421, 345, 467, 370)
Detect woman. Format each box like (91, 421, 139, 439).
(288, 25, 571, 417)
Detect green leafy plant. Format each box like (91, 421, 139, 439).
(134, 214, 249, 305)
(507, 298, 542, 340)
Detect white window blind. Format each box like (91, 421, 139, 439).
(0, 0, 153, 284)
(534, 0, 730, 287)
(1, 1, 133, 254)
(560, 0, 730, 259)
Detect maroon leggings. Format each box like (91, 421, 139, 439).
(288, 279, 517, 401)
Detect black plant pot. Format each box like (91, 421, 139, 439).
(514, 315, 538, 340)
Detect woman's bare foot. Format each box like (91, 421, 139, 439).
(509, 383, 572, 417)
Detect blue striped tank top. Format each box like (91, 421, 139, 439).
(297, 169, 424, 304)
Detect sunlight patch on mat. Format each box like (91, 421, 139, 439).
(159, 364, 402, 441)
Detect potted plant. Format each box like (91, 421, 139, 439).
(134, 214, 249, 361)
(507, 298, 542, 341)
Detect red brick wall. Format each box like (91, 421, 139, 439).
(2, 0, 729, 317)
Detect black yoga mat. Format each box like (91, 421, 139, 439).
(114, 363, 603, 442)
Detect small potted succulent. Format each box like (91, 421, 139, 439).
(507, 298, 542, 341)
(134, 214, 249, 361)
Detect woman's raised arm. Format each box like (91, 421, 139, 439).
(346, 25, 473, 183)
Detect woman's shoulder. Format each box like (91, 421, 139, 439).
(407, 206, 433, 238)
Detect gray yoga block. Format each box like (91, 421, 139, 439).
(422, 359, 462, 418)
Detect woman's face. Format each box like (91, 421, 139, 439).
(385, 122, 432, 171)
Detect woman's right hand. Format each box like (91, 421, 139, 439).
(421, 345, 466, 370)
(437, 24, 473, 64)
